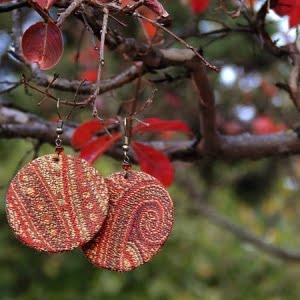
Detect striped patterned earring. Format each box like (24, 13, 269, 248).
(83, 118, 174, 271)
(6, 101, 109, 253)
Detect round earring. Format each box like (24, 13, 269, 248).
(6, 102, 110, 253)
(83, 118, 174, 271)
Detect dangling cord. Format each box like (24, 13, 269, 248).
(122, 117, 132, 178)
(54, 99, 64, 161)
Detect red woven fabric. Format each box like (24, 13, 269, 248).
(83, 170, 174, 271)
(6, 154, 109, 253)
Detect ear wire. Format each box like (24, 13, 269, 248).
(122, 117, 132, 178)
(54, 98, 64, 161)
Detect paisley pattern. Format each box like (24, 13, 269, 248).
(6, 154, 109, 253)
(83, 170, 174, 271)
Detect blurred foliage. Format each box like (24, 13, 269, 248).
(1, 0, 300, 299)
(3, 143, 300, 299)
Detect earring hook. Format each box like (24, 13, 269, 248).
(54, 99, 64, 160)
(56, 98, 64, 132)
(123, 117, 130, 146)
(122, 117, 132, 177)
(56, 98, 62, 121)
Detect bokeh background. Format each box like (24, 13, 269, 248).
(1, 0, 300, 299)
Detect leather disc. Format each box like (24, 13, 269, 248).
(83, 170, 174, 271)
(6, 154, 109, 253)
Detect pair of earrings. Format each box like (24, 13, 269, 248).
(6, 116, 174, 272)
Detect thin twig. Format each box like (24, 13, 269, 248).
(94, 6, 109, 96)
(37, 74, 60, 105)
(66, 79, 86, 120)
(108, 12, 127, 27)
(22, 74, 60, 103)
(45, 73, 59, 94)
(122, 0, 145, 14)
(196, 199, 300, 262)
(128, 89, 157, 120)
(178, 173, 300, 263)
(80, 11, 98, 48)
(74, 26, 86, 68)
(89, 6, 111, 136)
(56, 0, 86, 27)
(27, 0, 53, 22)
(126, 65, 143, 143)
(132, 11, 219, 72)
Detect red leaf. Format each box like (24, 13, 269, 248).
(271, 0, 300, 27)
(122, 0, 164, 42)
(71, 119, 117, 149)
(121, 0, 134, 7)
(79, 132, 121, 164)
(165, 93, 182, 108)
(289, 3, 300, 27)
(71, 120, 103, 149)
(133, 118, 192, 135)
(272, 0, 295, 16)
(122, 0, 161, 41)
(251, 115, 287, 135)
(71, 47, 99, 66)
(260, 80, 278, 97)
(121, 0, 169, 17)
(245, 0, 255, 10)
(222, 121, 244, 135)
(35, 0, 56, 10)
(21, 21, 63, 70)
(79, 69, 98, 82)
(191, 0, 210, 14)
(143, 0, 169, 17)
(138, 7, 158, 41)
(132, 142, 173, 187)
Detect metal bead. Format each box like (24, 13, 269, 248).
(56, 127, 63, 135)
(122, 162, 132, 171)
(122, 144, 129, 151)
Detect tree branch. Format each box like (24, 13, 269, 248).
(56, 0, 85, 27)
(288, 44, 300, 109)
(255, 1, 291, 58)
(219, 132, 300, 159)
(32, 64, 142, 96)
(0, 0, 28, 13)
(178, 174, 300, 262)
(31, 48, 196, 96)
(74, 3, 200, 70)
(187, 59, 220, 155)
(2, 104, 300, 161)
(0, 105, 74, 144)
(197, 197, 300, 262)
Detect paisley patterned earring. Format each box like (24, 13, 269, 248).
(83, 118, 174, 271)
(6, 101, 110, 253)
